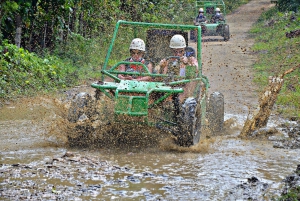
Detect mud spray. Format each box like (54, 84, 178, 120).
(240, 64, 300, 138)
(45, 61, 298, 154)
(43, 87, 220, 153)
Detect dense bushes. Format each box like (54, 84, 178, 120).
(278, 0, 300, 12)
(0, 41, 79, 99)
(0, 0, 282, 101)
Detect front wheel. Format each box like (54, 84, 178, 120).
(67, 92, 95, 123)
(223, 24, 230, 41)
(66, 92, 97, 147)
(177, 97, 201, 147)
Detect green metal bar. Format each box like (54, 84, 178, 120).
(110, 71, 184, 78)
(101, 20, 203, 79)
(169, 77, 203, 86)
(119, 20, 198, 30)
(148, 92, 173, 108)
(201, 75, 210, 88)
(101, 70, 121, 82)
(197, 26, 202, 74)
(101, 21, 121, 81)
(119, 20, 202, 73)
(110, 61, 150, 73)
(99, 88, 114, 100)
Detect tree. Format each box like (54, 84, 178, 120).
(277, 0, 300, 12)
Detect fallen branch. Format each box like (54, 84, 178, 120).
(239, 64, 300, 138)
(286, 29, 300, 38)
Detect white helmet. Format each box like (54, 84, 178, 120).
(215, 7, 220, 12)
(129, 38, 145, 51)
(199, 8, 204, 12)
(169, 34, 186, 49)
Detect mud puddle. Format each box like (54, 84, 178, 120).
(1, 95, 300, 200)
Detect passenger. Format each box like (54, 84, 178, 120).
(118, 38, 153, 81)
(194, 8, 207, 25)
(211, 7, 224, 23)
(159, 34, 198, 76)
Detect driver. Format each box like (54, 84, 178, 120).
(159, 34, 198, 76)
(194, 8, 207, 25)
(118, 38, 153, 81)
(211, 7, 224, 23)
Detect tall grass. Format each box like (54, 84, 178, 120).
(250, 7, 300, 117)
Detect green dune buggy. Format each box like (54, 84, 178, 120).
(192, 0, 230, 41)
(67, 20, 224, 147)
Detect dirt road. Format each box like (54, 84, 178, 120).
(3, 1, 300, 200)
(200, 0, 274, 116)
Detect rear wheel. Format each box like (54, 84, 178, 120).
(206, 92, 224, 134)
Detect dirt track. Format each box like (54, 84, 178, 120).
(200, 0, 274, 116)
(3, 1, 300, 200)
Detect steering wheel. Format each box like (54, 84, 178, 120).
(164, 56, 181, 83)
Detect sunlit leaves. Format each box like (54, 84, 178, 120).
(0, 41, 78, 98)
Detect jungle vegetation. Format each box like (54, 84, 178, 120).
(0, 0, 250, 99)
(0, 0, 299, 118)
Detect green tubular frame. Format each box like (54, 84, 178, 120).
(101, 20, 203, 77)
(195, 0, 227, 20)
(92, 20, 210, 125)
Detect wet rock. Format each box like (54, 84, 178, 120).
(277, 165, 300, 199)
(0, 152, 118, 200)
(225, 176, 269, 201)
(62, 151, 75, 157)
(273, 124, 300, 149)
(249, 127, 279, 139)
(127, 175, 141, 183)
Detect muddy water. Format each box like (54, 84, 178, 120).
(1, 0, 299, 200)
(1, 98, 299, 200)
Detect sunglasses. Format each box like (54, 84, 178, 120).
(130, 50, 143, 55)
(173, 49, 185, 54)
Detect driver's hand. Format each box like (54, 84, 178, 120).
(180, 56, 188, 65)
(159, 59, 167, 67)
(123, 75, 133, 80)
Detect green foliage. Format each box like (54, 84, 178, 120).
(0, 41, 79, 99)
(277, 186, 300, 200)
(0, 0, 251, 101)
(250, 10, 300, 116)
(256, 7, 280, 23)
(224, 0, 250, 13)
(277, 0, 300, 12)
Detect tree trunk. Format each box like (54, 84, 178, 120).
(239, 64, 300, 138)
(42, 22, 47, 49)
(15, 14, 22, 48)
